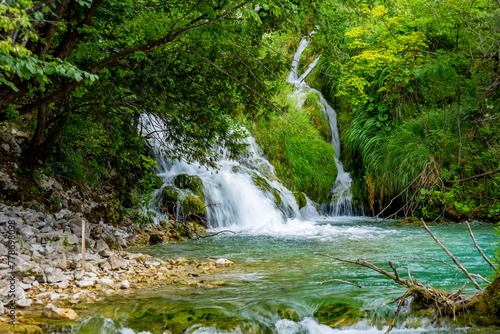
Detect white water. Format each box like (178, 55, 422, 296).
(140, 115, 320, 233)
(286, 36, 355, 216)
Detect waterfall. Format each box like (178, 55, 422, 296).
(286, 36, 354, 216)
(140, 115, 319, 233)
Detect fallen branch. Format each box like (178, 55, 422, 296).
(447, 169, 499, 183)
(465, 221, 497, 271)
(310, 278, 368, 289)
(385, 289, 411, 334)
(420, 218, 482, 290)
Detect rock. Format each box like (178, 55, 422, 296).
(46, 268, 65, 283)
(1, 143, 10, 152)
(49, 293, 70, 301)
(215, 258, 234, 268)
(182, 195, 207, 218)
(16, 298, 33, 307)
(162, 186, 182, 214)
(144, 256, 161, 267)
(56, 279, 69, 289)
(99, 278, 114, 286)
(0, 171, 18, 193)
(95, 239, 109, 253)
(293, 192, 308, 209)
(76, 279, 94, 288)
(99, 249, 114, 258)
(150, 229, 168, 244)
(314, 302, 360, 328)
(174, 174, 205, 200)
(0, 301, 3, 315)
(54, 209, 72, 220)
(66, 234, 79, 245)
(43, 303, 78, 320)
(30, 244, 46, 255)
(117, 280, 130, 289)
(68, 218, 89, 236)
(108, 255, 127, 270)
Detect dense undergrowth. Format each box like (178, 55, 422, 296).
(310, 1, 500, 222)
(252, 84, 336, 203)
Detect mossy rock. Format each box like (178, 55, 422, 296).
(130, 307, 240, 334)
(293, 192, 307, 209)
(277, 308, 299, 322)
(462, 277, 500, 326)
(162, 186, 182, 214)
(182, 195, 207, 224)
(314, 302, 360, 328)
(174, 174, 204, 201)
(252, 174, 281, 206)
(0, 321, 43, 334)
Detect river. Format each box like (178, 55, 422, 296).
(75, 217, 498, 334)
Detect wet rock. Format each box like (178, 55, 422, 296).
(293, 192, 307, 209)
(150, 229, 168, 244)
(43, 303, 78, 320)
(174, 174, 205, 201)
(215, 258, 234, 268)
(314, 302, 361, 328)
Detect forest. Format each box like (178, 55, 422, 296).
(1, 0, 500, 333)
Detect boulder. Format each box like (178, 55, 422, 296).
(182, 195, 207, 220)
(43, 303, 78, 320)
(150, 229, 168, 244)
(174, 174, 205, 201)
(162, 186, 182, 214)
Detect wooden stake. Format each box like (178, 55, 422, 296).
(82, 220, 86, 272)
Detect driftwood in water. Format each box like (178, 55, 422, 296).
(315, 219, 497, 332)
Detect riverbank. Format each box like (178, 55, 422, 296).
(0, 203, 234, 333)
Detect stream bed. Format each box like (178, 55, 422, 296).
(74, 217, 498, 334)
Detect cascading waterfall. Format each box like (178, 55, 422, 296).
(141, 115, 319, 233)
(286, 36, 355, 216)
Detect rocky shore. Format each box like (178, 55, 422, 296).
(0, 203, 233, 333)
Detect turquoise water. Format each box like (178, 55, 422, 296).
(75, 217, 499, 334)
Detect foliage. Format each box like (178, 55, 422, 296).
(252, 85, 337, 203)
(312, 0, 500, 219)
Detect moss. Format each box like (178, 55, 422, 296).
(293, 192, 307, 209)
(314, 302, 361, 328)
(277, 308, 300, 322)
(252, 97, 337, 203)
(129, 307, 240, 334)
(174, 174, 204, 202)
(182, 195, 207, 224)
(0, 322, 43, 334)
(303, 92, 331, 142)
(162, 186, 182, 214)
(252, 174, 282, 206)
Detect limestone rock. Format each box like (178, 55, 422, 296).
(43, 303, 78, 320)
(16, 298, 33, 307)
(215, 258, 234, 268)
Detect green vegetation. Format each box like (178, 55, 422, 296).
(252, 86, 337, 203)
(310, 0, 500, 221)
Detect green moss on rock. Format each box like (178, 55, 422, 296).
(277, 308, 300, 322)
(314, 302, 361, 328)
(174, 174, 204, 201)
(252, 174, 282, 206)
(162, 186, 182, 214)
(293, 192, 307, 209)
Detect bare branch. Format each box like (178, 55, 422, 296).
(421, 218, 482, 290)
(310, 278, 368, 289)
(465, 221, 497, 271)
(385, 289, 411, 334)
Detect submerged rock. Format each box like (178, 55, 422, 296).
(314, 302, 361, 328)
